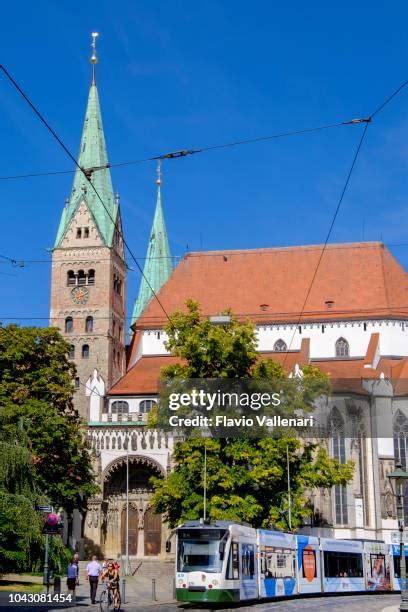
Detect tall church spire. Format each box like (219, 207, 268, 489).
(54, 33, 118, 248)
(131, 161, 173, 324)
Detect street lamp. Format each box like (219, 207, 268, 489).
(388, 463, 408, 611)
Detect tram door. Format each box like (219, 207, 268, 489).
(121, 507, 138, 555)
(144, 508, 162, 556)
(240, 542, 258, 600)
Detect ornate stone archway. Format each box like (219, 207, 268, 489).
(101, 455, 165, 558)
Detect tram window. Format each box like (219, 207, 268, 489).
(262, 549, 294, 579)
(226, 542, 239, 579)
(241, 544, 255, 578)
(324, 551, 363, 577)
(177, 540, 223, 573)
(393, 554, 407, 578)
(302, 549, 317, 579)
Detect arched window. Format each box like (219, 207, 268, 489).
(88, 269, 95, 285)
(74, 376, 80, 389)
(335, 337, 349, 358)
(82, 344, 90, 359)
(68, 344, 75, 359)
(111, 401, 129, 415)
(329, 407, 348, 525)
(273, 339, 287, 352)
(394, 410, 408, 522)
(67, 270, 76, 286)
(65, 317, 73, 333)
(85, 316, 94, 333)
(77, 270, 86, 286)
(139, 400, 157, 414)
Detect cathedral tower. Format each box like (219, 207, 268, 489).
(50, 34, 126, 418)
(131, 161, 173, 325)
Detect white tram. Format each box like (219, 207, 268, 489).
(173, 520, 396, 604)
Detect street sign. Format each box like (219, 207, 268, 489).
(391, 530, 408, 544)
(37, 505, 52, 513)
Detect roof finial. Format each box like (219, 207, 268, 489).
(156, 159, 162, 186)
(90, 32, 99, 84)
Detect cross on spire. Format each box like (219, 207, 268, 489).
(90, 32, 99, 84)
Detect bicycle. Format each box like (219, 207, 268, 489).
(99, 580, 121, 611)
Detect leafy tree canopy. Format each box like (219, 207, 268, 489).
(0, 325, 98, 514)
(151, 301, 354, 529)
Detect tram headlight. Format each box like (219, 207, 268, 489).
(212, 579, 219, 586)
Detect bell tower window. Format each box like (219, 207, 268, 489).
(76, 228, 82, 238)
(67, 270, 76, 286)
(88, 269, 95, 285)
(82, 344, 90, 359)
(85, 316, 94, 333)
(65, 317, 73, 333)
(77, 270, 86, 286)
(84, 227, 89, 238)
(68, 344, 75, 359)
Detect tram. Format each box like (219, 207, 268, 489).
(173, 520, 396, 604)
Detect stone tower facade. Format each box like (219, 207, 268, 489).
(50, 53, 126, 419)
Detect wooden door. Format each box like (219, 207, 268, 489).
(121, 506, 138, 555)
(144, 508, 161, 556)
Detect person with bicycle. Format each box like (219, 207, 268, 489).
(100, 561, 120, 610)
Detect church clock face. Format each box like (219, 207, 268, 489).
(71, 286, 89, 305)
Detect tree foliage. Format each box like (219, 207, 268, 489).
(0, 325, 98, 514)
(0, 325, 98, 572)
(151, 300, 354, 529)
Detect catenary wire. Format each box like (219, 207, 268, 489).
(0, 119, 367, 181)
(0, 64, 172, 325)
(282, 79, 408, 366)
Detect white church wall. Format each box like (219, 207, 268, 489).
(139, 320, 408, 359)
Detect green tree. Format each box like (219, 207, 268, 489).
(151, 300, 354, 529)
(0, 325, 98, 516)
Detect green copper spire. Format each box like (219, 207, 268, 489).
(131, 162, 173, 324)
(54, 34, 118, 247)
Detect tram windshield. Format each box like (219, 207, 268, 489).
(177, 528, 227, 573)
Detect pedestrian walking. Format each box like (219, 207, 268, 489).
(66, 558, 78, 595)
(73, 551, 80, 585)
(86, 554, 102, 604)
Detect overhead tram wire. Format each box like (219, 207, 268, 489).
(282, 79, 408, 367)
(0, 119, 367, 182)
(0, 64, 172, 326)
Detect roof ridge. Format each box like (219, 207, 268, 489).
(185, 241, 385, 257)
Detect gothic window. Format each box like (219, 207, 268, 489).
(77, 270, 86, 286)
(65, 317, 73, 333)
(88, 269, 95, 285)
(82, 344, 90, 359)
(67, 270, 76, 286)
(335, 337, 349, 358)
(85, 316, 94, 333)
(76, 228, 82, 239)
(139, 400, 157, 414)
(84, 227, 89, 238)
(111, 401, 129, 415)
(273, 339, 287, 352)
(68, 344, 75, 359)
(329, 407, 348, 525)
(393, 410, 408, 522)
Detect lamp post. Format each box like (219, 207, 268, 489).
(388, 463, 408, 611)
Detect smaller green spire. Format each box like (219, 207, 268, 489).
(131, 163, 173, 325)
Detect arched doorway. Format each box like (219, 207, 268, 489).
(144, 507, 162, 556)
(121, 507, 138, 555)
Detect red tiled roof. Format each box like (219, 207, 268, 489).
(135, 242, 408, 329)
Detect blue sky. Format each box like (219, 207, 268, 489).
(1, 1, 408, 333)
